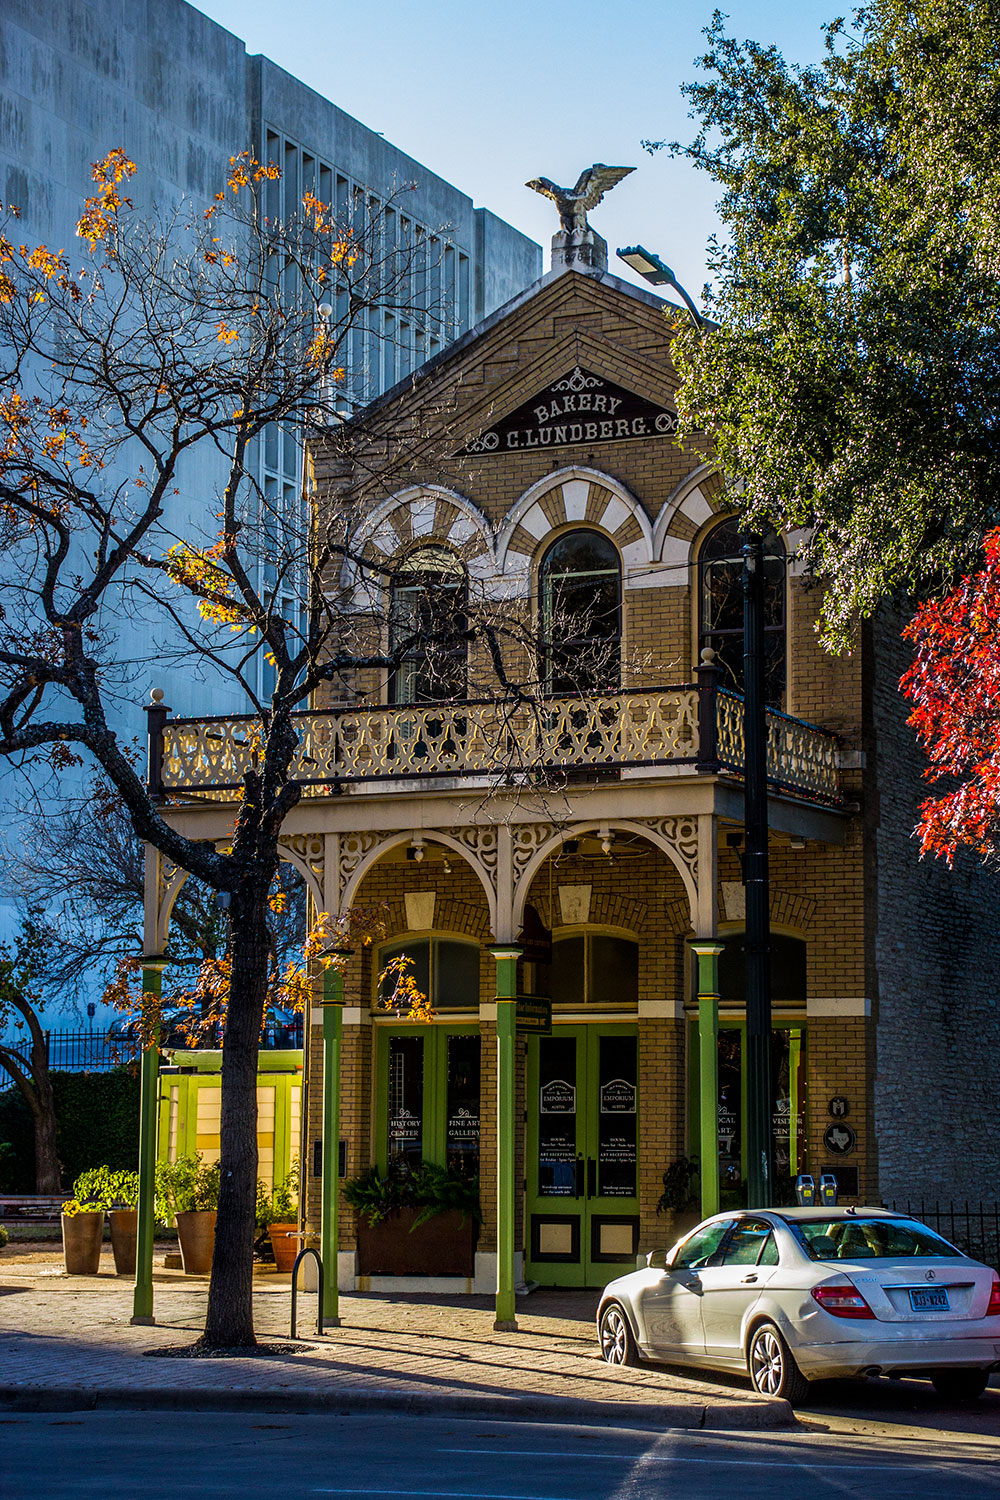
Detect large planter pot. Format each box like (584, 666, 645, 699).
(267, 1222, 299, 1273)
(108, 1209, 138, 1275)
(61, 1211, 104, 1275)
(357, 1207, 478, 1277)
(175, 1209, 217, 1275)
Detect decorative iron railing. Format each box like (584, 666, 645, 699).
(153, 680, 843, 807)
(0, 1022, 305, 1077)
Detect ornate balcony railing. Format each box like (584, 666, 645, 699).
(153, 678, 844, 807)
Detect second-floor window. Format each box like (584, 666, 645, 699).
(540, 530, 621, 695)
(698, 518, 786, 706)
(389, 547, 468, 704)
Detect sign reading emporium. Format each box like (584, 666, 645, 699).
(458, 366, 678, 456)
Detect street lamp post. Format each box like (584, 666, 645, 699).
(617, 247, 775, 1209)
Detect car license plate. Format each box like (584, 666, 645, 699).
(909, 1286, 950, 1312)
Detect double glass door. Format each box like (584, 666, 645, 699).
(526, 1025, 640, 1286)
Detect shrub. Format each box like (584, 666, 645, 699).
(154, 1154, 219, 1222)
(255, 1157, 299, 1229)
(343, 1162, 481, 1230)
(0, 1224, 8, 1250)
(72, 1166, 140, 1210)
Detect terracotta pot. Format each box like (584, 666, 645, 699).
(357, 1207, 478, 1277)
(108, 1208, 138, 1275)
(61, 1211, 104, 1275)
(268, 1221, 299, 1273)
(175, 1209, 217, 1275)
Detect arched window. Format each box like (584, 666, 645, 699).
(389, 546, 467, 704)
(548, 931, 638, 1007)
(539, 530, 621, 695)
(698, 519, 786, 706)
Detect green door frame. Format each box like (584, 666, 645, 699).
(525, 1023, 640, 1288)
(689, 1018, 807, 1206)
(374, 1023, 481, 1173)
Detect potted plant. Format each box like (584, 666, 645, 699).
(344, 1162, 481, 1277)
(60, 1195, 105, 1275)
(74, 1166, 140, 1274)
(155, 1154, 220, 1275)
(255, 1159, 300, 1272)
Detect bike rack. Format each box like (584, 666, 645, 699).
(290, 1246, 324, 1338)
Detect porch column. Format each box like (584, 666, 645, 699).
(131, 955, 165, 1326)
(488, 943, 522, 1332)
(692, 942, 723, 1220)
(320, 951, 350, 1327)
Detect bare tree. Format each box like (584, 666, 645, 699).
(0, 917, 62, 1191)
(0, 150, 585, 1345)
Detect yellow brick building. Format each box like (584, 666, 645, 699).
(149, 253, 999, 1308)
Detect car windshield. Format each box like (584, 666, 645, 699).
(786, 1217, 962, 1261)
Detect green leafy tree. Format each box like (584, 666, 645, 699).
(654, 0, 1000, 646)
(0, 916, 62, 1191)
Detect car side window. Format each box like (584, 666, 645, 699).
(673, 1220, 733, 1270)
(758, 1232, 779, 1266)
(720, 1218, 774, 1267)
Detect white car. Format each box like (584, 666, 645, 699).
(597, 1207, 1000, 1404)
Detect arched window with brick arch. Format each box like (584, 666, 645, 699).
(388, 546, 468, 704)
(539, 529, 621, 695)
(698, 518, 786, 706)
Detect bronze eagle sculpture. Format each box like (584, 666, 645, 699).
(525, 164, 635, 234)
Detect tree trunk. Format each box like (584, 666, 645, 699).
(200, 870, 273, 1349)
(32, 1070, 62, 1193)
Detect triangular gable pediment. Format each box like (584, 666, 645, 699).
(456, 364, 678, 457)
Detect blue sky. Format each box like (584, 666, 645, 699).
(193, 0, 841, 302)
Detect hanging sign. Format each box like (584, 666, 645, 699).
(516, 996, 552, 1035)
(457, 366, 679, 456)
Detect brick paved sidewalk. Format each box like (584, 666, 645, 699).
(0, 1249, 791, 1429)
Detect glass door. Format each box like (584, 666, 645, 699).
(525, 1025, 640, 1286)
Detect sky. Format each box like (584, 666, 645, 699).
(192, 0, 841, 304)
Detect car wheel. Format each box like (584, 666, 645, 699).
(599, 1301, 639, 1367)
(931, 1369, 990, 1401)
(748, 1321, 809, 1405)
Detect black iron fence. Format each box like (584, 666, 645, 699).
(888, 1199, 1000, 1267)
(1, 1021, 303, 1077)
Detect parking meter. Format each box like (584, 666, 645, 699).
(819, 1173, 839, 1206)
(795, 1174, 817, 1206)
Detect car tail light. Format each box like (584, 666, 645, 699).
(986, 1275, 1000, 1317)
(811, 1279, 876, 1320)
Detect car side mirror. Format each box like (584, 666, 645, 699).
(645, 1249, 667, 1270)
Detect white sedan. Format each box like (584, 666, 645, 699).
(597, 1207, 1000, 1404)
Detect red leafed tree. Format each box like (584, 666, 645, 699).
(901, 528, 1000, 864)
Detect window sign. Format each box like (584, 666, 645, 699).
(538, 1038, 577, 1196)
(387, 1034, 423, 1171)
(598, 1036, 637, 1197)
(445, 1033, 480, 1176)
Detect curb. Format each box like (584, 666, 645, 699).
(0, 1383, 794, 1429)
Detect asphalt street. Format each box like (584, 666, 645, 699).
(3, 1410, 999, 1500)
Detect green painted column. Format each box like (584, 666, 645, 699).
(692, 942, 723, 1220)
(321, 953, 349, 1328)
(488, 945, 522, 1332)
(131, 957, 164, 1326)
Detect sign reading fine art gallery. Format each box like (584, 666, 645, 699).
(457, 366, 679, 455)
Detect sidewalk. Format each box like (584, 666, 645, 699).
(0, 1244, 792, 1429)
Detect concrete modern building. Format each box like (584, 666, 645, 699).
(146, 216, 1000, 1314)
(0, 0, 539, 961)
(0, 0, 539, 716)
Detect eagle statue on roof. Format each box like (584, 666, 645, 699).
(525, 164, 635, 234)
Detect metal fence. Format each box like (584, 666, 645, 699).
(1, 1021, 304, 1077)
(888, 1200, 1000, 1267)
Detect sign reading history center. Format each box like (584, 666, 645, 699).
(457, 367, 679, 456)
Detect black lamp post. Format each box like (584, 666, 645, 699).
(618, 245, 774, 1209)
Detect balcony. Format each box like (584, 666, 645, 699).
(154, 684, 843, 808)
